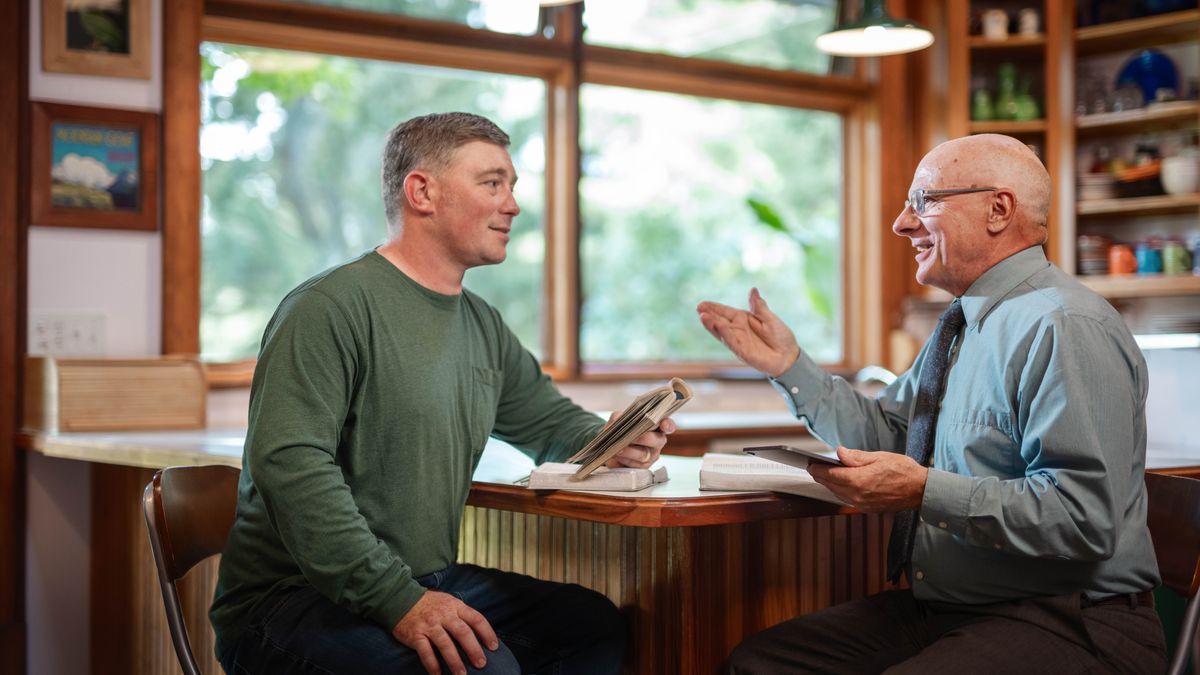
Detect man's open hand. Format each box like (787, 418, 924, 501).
(696, 288, 800, 378)
(392, 590, 499, 675)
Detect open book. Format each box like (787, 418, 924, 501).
(567, 377, 692, 480)
(699, 452, 844, 505)
(525, 378, 692, 490)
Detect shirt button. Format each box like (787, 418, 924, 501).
(915, 570, 925, 581)
(790, 386, 799, 394)
(938, 521, 948, 529)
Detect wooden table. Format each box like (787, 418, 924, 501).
(458, 448, 889, 674)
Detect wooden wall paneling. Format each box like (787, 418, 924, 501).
(0, 0, 28, 670)
(945, 1, 971, 141)
(162, 0, 204, 355)
(1046, 0, 1077, 272)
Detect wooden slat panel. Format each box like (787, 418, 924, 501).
(457, 508, 892, 674)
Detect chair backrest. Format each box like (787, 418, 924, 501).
(143, 464, 240, 675)
(1145, 472, 1200, 675)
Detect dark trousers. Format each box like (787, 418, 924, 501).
(725, 589, 1167, 675)
(218, 563, 625, 675)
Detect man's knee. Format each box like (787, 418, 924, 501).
(559, 583, 625, 639)
(723, 633, 772, 675)
(474, 642, 520, 675)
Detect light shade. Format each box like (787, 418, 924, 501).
(816, 0, 934, 57)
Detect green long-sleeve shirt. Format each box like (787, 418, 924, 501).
(210, 251, 604, 658)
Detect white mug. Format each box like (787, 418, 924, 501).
(982, 9, 1009, 40)
(1018, 8, 1040, 36)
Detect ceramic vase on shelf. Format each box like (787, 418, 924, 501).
(1161, 148, 1199, 196)
(995, 63, 1019, 120)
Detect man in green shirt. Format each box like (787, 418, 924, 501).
(700, 134, 1165, 673)
(212, 112, 674, 675)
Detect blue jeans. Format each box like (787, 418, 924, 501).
(218, 563, 625, 674)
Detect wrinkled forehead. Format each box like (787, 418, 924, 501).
(911, 143, 980, 190)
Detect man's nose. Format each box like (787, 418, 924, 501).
(502, 189, 520, 216)
(892, 205, 918, 237)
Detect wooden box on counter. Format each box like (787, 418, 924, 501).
(23, 356, 207, 432)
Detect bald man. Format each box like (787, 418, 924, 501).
(699, 135, 1166, 674)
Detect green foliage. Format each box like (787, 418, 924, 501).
(200, 43, 546, 361)
(79, 11, 126, 52)
(578, 85, 842, 363)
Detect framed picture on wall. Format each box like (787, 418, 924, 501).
(31, 102, 159, 231)
(41, 0, 152, 79)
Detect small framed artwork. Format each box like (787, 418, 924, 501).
(41, 0, 151, 79)
(31, 102, 159, 231)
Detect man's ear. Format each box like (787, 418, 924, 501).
(403, 170, 436, 216)
(986, 189, 1016, 233)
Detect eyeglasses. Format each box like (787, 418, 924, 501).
(905, 187, 998, 216)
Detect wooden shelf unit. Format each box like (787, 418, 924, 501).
(1077, 193, 1200, 217)
(1081, 273, 1200, 299)
(969, 119, 1047, 134)
(1076, 9, 1200, 56)
(944, 3, 1199, 300)
(1075, 101, 1200, 136)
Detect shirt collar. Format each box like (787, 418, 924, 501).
(958, 246, 1049, 329)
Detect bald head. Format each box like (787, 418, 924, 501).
(916, 134, 1051, 244)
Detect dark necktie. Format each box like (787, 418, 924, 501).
(886, 299, 966, 585)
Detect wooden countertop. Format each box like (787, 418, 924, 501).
(21, 428, 1200, 526)
(19, 429, 848, 527)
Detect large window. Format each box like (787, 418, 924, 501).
(200, 43, 546, 361)
(284, 0, 541, 35)
(191, 1, 862, 376)
(579, 86, 842, 364)
(583, 0, 840, 74)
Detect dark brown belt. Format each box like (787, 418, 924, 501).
(1082, 590, 1155, 609)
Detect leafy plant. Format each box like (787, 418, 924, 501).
(746, 197, 834, 321)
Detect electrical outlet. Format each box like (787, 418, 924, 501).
(28, 313, 107, 356)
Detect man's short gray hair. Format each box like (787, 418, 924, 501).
(380, 112, 511, 229)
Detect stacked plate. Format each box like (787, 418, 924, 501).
(1078, 172, 1116, 202)
(1149, 314, 1200, 335)
(1077, 234, 1111, 275)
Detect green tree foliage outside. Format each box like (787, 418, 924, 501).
(579, 85, 842, 363)
(199, 1, 845, 365)
(582, 0, 838, 74)
(200, 43, 546, 361)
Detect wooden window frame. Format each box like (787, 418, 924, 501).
(164, 0, 902, 387)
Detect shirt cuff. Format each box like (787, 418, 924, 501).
(371, 578, 428, 633)
(920, 469, 973, 536)
(767, 351, 830, 416)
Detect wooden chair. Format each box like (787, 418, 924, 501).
(1145, 472, 1200, 675)
(142, 465, 240, 675)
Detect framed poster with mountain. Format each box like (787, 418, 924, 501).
(42, 0, 151, 79)
(31, 102, 159, 231)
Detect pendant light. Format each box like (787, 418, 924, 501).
(816, 0, 934, 57)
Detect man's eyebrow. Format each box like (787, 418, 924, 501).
(476, 167, 518, 186)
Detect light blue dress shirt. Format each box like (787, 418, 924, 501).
(771, 246, 1160, 603)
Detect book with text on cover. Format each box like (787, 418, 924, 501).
(524, 377, 693, 491)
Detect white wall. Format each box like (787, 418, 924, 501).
(26, 0, 163, 673)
